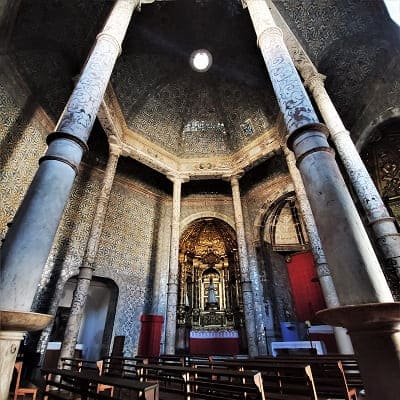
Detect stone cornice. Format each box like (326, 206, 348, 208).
(97, 80, 281, 180)
(122, 124, 280, 180)
(122, 126, 180, 175)
(3, 53, 281, 181)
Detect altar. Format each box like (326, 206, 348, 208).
(189, 330, 240, 355)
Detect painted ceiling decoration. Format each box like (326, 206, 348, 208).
(7, 0, 398, 189)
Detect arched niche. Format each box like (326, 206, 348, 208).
(257, 192, 326, 342)
(262, 192, 309, 252)
(176, 217, 246, 353)
(361, 117, 400, 227)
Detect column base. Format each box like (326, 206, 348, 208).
(0, 330, 25, 400)
(0, 310, 53, 400)
(317, 303, 400, 400)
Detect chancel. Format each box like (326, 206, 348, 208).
(0, 1, 399, 400)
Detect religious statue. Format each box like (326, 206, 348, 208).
(206, 278, 218, 310)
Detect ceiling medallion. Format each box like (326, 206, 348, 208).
(190, 49, 213, 72)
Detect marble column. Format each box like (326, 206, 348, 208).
(58, 144, 121, 364)
(245, 1, 398, 398)
(164, 176, 187, 355)
(282, 143, 354, 354)
(230, 176, 266, 356)
(303, 73, 400, 292)
(0, 0, 139, 313)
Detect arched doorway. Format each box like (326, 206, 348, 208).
(177, 218, 245, 354)
(259, 192, 328, 346)
(49, 277, 118, 361)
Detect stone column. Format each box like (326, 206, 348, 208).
(304, 73, 400, 293)
(245, 1, 399, 398)
(164, 176, 187, 355)
(58, 144, 121, 364)
(0, 0, 139, 314)
(282, 143, 354, 354)
(230, 176, 267, 356)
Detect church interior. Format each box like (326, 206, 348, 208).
(1, 1, 400, 399)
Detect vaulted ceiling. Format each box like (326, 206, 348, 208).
(4, 0, 399, 190)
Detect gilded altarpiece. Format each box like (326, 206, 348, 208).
(176, 219, 245, 352)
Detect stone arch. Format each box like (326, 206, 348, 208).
(356, 107, 400, 151)
(176, 216, 246, 353)
(48, 276, 118, 361)
(181, 212, 235, 232)
(257, 191, 308, 252)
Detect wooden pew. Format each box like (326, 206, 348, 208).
(259, 355, 363, 394)
(187, 367, 262, 400)
(41, 367, 159, 400)
(191, 360, 317, 400)
(59, 358, 83, 371)
(101, 356, 138, 378)
(254, 356, 359, 399)
(135, 363, 263, 400)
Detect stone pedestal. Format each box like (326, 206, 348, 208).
(0, 331, 24, 400)
(318, 303, 400, 400)
(0, 310, 53, 400)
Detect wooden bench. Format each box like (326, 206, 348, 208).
(263, 355, 363, 395)
(135, 363, 263, 400)
(41, 367, 159, 400)
(59, 358, 83, 371)
(102, 356, 138, 378)
(10, 361, 38, 400)
(187, 367, 262, 400)
(306, 361, 357, 400)
(254, 356, 358, 399)
(191, 360, 317, 400)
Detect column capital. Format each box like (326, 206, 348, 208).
(167, 174, 190, 184)
(222, 171, 244, 183)
(304, 72, 326, 94)
(109, 143, 122, 157)
(257, 26, 283, 48)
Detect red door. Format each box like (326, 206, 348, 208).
(286, 251, 326, 322)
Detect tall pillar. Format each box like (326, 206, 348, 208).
(303, 73, 400, 293)
(0, 2, 137, 397)
(282, 142, 354, 354)
(245, 1, 399, 398)
(164, 176, 187, 355)
(0, 0, 139, 313)
(58, 144, 121, 364)
(230, 176, 266, 356)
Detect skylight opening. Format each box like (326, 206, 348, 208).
(190, 49, 212, 72)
